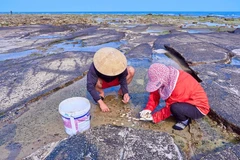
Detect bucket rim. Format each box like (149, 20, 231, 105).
(59, 97, 90, 117)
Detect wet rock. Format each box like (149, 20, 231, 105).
(165, 42, 228, 65)
(128, 25, 149, 32)
(233, 28, 240, 34)
(0, 25, 96, 54)
(153, 33, 199, 49)
(232, 49, 240, 57)
(5, 142, 22, 160)
(44, 125, 182, 160)
(81, 29, 125, 46)
(126, 43, 152, 58)
(0, 124, 17, 145)
(127, 33, 158, 45)
(193, 32, 240, 51)
(224, 18, 235, 21)
(153, 34, 230, 65)
(0, 51, 92, 112)
(192, 64, 240, 134)
(200, 144, 240, 160)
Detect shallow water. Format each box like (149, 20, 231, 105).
(29, 35, 62, 40)
(0, 49, 38, 61)
(0, 39, 126, 61)
(146, 29, 169, 34)
(185, 29, 215, 34)
(199, 22, 240, 28)
(48, 40, 125, 53)
(152, 50, 182, 69)
(230, 57, 240, 65)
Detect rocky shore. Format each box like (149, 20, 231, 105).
(0, 14, 240, 160)
(1, 14, 240, 27)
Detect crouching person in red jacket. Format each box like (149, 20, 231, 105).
(140, 63, 210, 130)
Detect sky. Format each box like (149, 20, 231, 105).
(0, 0, 240, 12)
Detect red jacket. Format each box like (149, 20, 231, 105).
(145, 70, 210, 123)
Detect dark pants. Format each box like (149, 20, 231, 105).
(170, 102, 204, 122)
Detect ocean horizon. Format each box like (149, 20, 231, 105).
(1, 11, 240, 18)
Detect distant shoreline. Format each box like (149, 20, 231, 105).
(0, 13, 240, 28)
(1, 11, 240, 18)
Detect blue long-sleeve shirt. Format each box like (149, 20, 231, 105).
(87, 63, 128, 102)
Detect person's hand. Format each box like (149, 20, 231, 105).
(139, 109, 152, 118)
(98, 99, 110, 112)
(122, 93, 130, 104)
(139, 110, 153, 121)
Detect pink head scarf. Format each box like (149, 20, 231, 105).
(146, 63, 179, 100)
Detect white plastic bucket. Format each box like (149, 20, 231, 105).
(59, 97, 91, 136)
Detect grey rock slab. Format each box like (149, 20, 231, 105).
(0, 51, 93, 112)
(153, 33, 230, 64)
(126, 43, 152, 59)
(192, 64, 240, 133)
(3, 76, 89, 160)
(5, 142, 22, 160)
(0, 25, 97, 54)
(193, 32, 240, 51)
(81, 29, 125, 46)
(129, 33, 158, 44)
(165, 42, 229, 64)
(233, 28, 240, 34)
(0, 124, 17, 146)
(128, 25, 149, 32)
(147, 24, 175, 32)
(153, 33, 201, 49)
(0, 25, 50, 39)
(45, 125, 183, 160)
(200, 144, 240, 160)
(0, 25, 59, 53)
(119, 33, 157, 55)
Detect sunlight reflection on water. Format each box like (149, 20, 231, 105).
(0, 40, 126, 61)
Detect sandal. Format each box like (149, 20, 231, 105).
(172, 119, 190, 130)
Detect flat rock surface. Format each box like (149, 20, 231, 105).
(153, 32, 240, 65)
(192, 64, 240, 133)
(200, 143, 240, 160)
(38, 125, 182, 160)
(0, 51, 93, 112)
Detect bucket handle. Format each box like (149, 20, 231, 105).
(70, 116, 77, 136)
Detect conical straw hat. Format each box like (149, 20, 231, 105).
(93, 47, 127, 76)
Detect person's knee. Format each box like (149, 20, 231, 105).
(127, 66, 135, 77)
(170, 103, 179, 113)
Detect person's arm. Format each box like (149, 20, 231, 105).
(152, 102, 171, 123)
(87, 64, 110, 112)
(87, 64, 101, 102)
(118, 69, 130, 103)
(144, 90, 171, 123)
(144, 90, 160, 111)
(118, 69, 128, 95)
